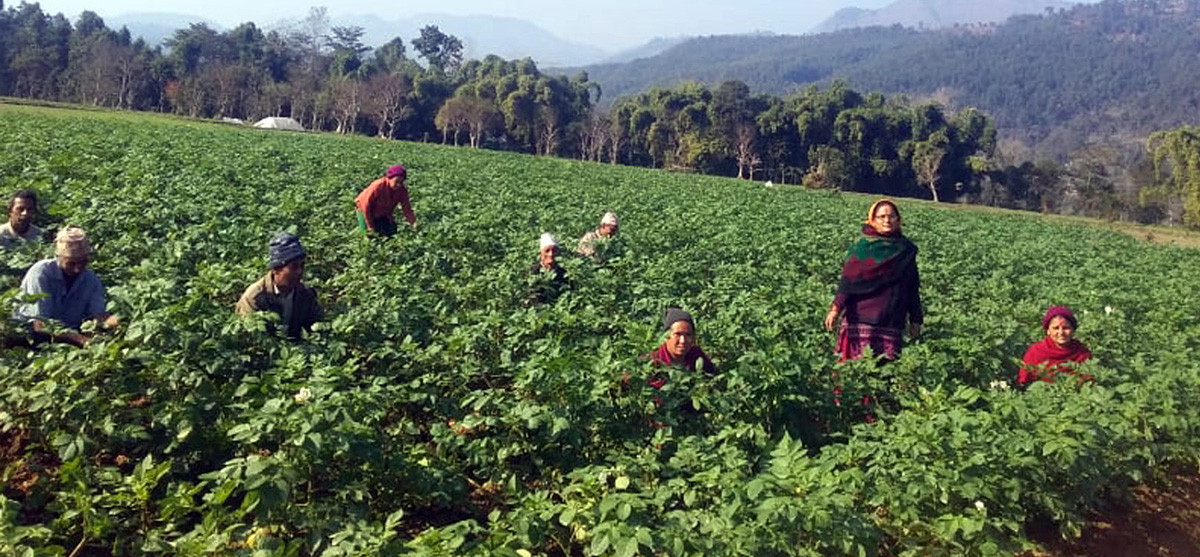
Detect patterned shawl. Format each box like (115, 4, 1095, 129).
(837, 224, 918, 297)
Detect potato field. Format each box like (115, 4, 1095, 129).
(3, 104, 1200, 556)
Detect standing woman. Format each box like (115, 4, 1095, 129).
(823, 199, 923, 361)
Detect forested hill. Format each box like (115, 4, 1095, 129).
(810, 0, 1080, 33)
(576, 0, 1200, 158)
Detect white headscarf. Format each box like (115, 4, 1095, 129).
(539, 232, 558, 251)
(601, 212, 619, 226)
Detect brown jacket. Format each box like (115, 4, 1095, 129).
(236, 273, 323, 338)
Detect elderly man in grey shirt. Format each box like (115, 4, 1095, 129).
(15, 227, 119, 346)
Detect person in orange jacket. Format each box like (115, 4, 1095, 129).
(355, 165, 415, 237)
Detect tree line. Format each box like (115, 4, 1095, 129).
(1, 2, 1198, 229)
(601, 81, 994, 203)
(0, 4, 991, 199)
(0, 5, 595, 152)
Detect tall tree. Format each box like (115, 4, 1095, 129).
(912, 131, 949, 202)
(434, 96, 468, 145)
(372, 37, 408, 74)
(325, 25, 368, 55)
(1148, 126, 1200, 228)
(364, 71, 413, 138)
(411, 25, 463, 74)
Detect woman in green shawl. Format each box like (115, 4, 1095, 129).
(823, 199, 923, 361)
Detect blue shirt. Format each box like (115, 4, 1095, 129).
(16, 259, 107, 330)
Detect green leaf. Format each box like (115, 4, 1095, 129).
(590, 534, 610, 556)
(615, 536, 638, 557)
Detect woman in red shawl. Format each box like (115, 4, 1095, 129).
(1019, 305, 1092, 385)
(824, 199, 923, 361)
(647, 307, 718, 389)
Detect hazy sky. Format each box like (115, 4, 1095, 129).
(27, 0, 897, 51)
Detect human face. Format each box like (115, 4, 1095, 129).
(8, 197, 35, 232)
(539, 245, 557, 268)
(1046, 316, 1075, 347)
(57, 254, 89, 278)
(599, 223, 617, 238)
(666, 320, 695, 359)
(273, 258, 305, 291)
(871, 203, 901, 235)
(387, 175, 405, 188)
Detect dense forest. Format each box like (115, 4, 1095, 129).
(575, 0, 1200, 160)
(1, 1, 1199, 228)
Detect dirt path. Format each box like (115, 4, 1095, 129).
(1032, 471, 1200, 557)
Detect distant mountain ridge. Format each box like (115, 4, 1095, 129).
(573, 0, 1200, 159)
(597, 36, 692, 65)
(345, 13, 606, 67)
(811, 0, 1083, 32)
(105, 11, 611, 67)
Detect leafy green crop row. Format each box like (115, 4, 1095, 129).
(2, 104, 1200, 556)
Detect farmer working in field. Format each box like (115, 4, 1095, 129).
(236, 231, 323, 338)
(576, 212, 619, 261)
(645, 307, 719, 382)
(824, 199, 923, 361)
(1019, 305, 1093, 386)
(1, 190, 43, 249)
(528, 232, 569, 305)
(14, 227, 119, 346)
(355, 165, 415, 237)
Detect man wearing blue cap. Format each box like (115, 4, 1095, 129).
(236, 232, 323, 338)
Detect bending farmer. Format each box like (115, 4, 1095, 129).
(577, 212, 619, 260)
(355, 165, 415, 237)
(14, 227, 118, 346)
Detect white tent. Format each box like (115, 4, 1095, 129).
(252, 117, 304, 131)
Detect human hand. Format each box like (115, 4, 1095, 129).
(909, 323, 922, 339)
(824, 307, 840, 331)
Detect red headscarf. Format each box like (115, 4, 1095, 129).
(1041, 305, 1077, 330)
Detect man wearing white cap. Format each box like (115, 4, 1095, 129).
(528, 232, 568, 304)
(15, 226, 118, 346)
(577, 212, 619, 260)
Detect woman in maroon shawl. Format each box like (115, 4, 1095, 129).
(1019, 305, 1092, 385)
(647, 307, 718, 389)
(824, 199, 923, 361)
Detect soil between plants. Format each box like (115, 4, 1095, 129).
(1032, 470, 1200, 557)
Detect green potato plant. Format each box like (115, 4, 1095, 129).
(2, 104, 1200, 555)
